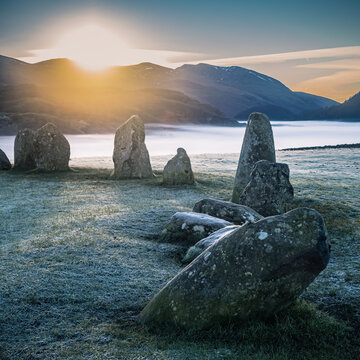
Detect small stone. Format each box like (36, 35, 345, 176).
(112, 115, 153, 179)
(163, 148, 194, 185)
(193, 198, 263, 225)
(160, 212, 232, 245)
(14, 128, 36, 170)
(232, 112, 275, 203)
(239, 160, 294, 216)
(33, 123, 70, 172)
(0, 149, 11, 170)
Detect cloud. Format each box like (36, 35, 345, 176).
(192, 46, 360, 66)
(297, 58, 360, 70)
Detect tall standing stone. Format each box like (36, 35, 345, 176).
(232, 112, 275, 203)
(163, 148, 194, 185)
(33, 123, 70, 171)
(14, 128, 37, 170)
(113, 115, 153, 179)
(140, 208, 330, 330)
(0, 149, 11, 170)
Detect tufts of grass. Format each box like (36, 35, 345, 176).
(105, 300, 358, 360)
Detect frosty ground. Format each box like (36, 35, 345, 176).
(0, 149, 359, 359)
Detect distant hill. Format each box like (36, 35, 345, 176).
(0, 55, 341, 134)
(301, 91, 360, 120)
(0, 84, 234, 134)
(0, 55, 31, 85)
(234, 92, 339, 120)
(163, 64, 338, 117)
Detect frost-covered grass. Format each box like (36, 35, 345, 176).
(0, 149, 359, 359)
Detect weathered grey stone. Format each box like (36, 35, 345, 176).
(140, 208, 330, 330)
(239, 160, 294, 217)
(33, 123, 70, 172)
(163, 148, 194, 185)
(232, 112, 275, 203)
(193, 198, 263, 225)
(14, 128, 36, 170)
(182, 225, 239, 263)
(112, 115, 153, 179)
(160, 212, 232, 245)
(0, 149, 11, 170)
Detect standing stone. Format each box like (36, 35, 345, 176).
(112, 115, 153, 179)
(33, 123, 70, 171)
(0, 149, 11, 170)
(160, 212, 232, 245)
(239, 160, 294, 217)
(14, 128, 36, 170)
(140, 208, 330, 330)
(163, 148, 194, 185)
(193, 198, 263, 225)
(232, 112, 275, 203)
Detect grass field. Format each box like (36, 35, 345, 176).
(0, 149, 359, 359)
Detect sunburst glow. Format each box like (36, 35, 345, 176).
(18, 22, 197, 71)
(54, 24, 127, 70)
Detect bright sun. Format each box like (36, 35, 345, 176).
(55, 24, 128, 70)
(19, 22, 189, 70)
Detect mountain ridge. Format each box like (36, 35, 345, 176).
(0, 55, 338, 114)
(0, 55, 347, 134)
(300, 91, 360, 120)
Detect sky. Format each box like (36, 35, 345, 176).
(0, 0, 359, 101)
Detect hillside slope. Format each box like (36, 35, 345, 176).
(0, 84, 235, 134)
(302, 91, 360, 120)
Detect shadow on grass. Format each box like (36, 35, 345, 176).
(107, 301, 359, 360)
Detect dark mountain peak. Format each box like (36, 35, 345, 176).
(344, 90, 360, 104)
(176, 62, 282, 85)
(301, 89, 360, 119)
(177, 63, 245, 74)
(137, 62, 168, 68)
(0, 54, 28, 66)
(32, 58, 75, 68)
(127, 62, 173, 73)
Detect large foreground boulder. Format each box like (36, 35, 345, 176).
(14, 128, 36, 170)
(193, 198, 263, 225)
(232, 112, 275, 203)
(160, 212, 232, 245)
(182, 225, 239, 263)
(33, 123, 70, 171)
(239, 160, 294, 216)
(163, 148, 194, 185)
(113, 115, 153, 179)
(140, 208, 330, 330)
(0, 149, 11, 170)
